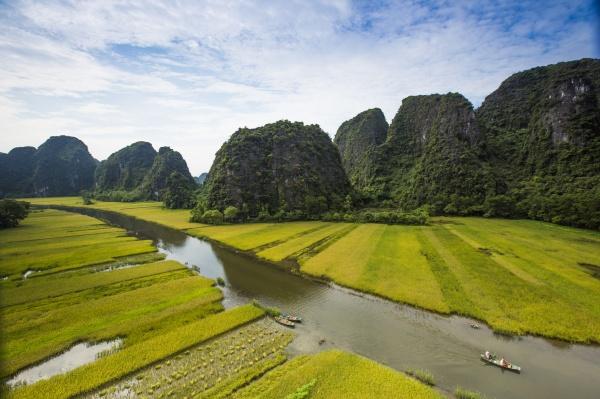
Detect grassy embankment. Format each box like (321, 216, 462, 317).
(0, 209, 265, 399)
(24, 197, 600, 343)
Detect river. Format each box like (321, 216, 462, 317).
(58, 207, 600, 399)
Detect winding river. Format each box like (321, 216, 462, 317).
(58, 207, 600, 399)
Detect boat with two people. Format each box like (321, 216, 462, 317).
(481, 351, 521, 373)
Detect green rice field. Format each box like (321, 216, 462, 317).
(0, 209, 267, 398)
(1, 205, 453, 398)
(24, 198, 600, 343)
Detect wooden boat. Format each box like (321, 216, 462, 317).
(470, 323, 480, 329)
(480, 354, 521, 373)
(274, 316, 295, 328)
(282, 314, 302, 323)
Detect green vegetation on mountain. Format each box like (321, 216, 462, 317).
(336, 58, 600, 229)
(0, 147, 36, 196)
(32, 136, 97, 196)
(0, 136, 97, 197)
(140, 146, 196, 200)
(205, 120, 351, 219)
(95, 144, 196, 206)
(477, 58, 600, 229)
(334, 108, 388, 192)
(337, 94, 490, 214)
(94, 141, 157, 192)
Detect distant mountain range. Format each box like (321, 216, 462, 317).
(1, 58, 598, 228)
(0, 138, 195, 202)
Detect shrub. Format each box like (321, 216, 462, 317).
(0, 199, 30, 228)
(406, 369, 435, 386)
(190, 200, 207, 222)
(285, 379, 317, 399)
(483, 195, 516, 218)
(81, 191, 94, 205)
(224, 206, 240, 223)
(202, 209, 224, 225)
(454, 386, 486, 399)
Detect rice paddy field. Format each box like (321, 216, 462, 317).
(85, 319, 293, 399)
(22, 198, 600, 344)
(0, 209, 266, 398)
(1, 206, 442, 399)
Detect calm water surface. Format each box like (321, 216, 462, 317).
(7, 339, 122, 387)
(58, 207, 600, 399)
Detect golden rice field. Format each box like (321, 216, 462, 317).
(23, 198, 600, 343)
(232, 349, 443, 399)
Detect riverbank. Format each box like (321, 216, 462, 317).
(23, 197, 600, 344)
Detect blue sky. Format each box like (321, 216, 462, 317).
(1, 0, 598, 174)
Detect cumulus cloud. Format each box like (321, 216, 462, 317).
(0, 0, 597, 173)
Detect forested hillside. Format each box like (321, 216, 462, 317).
(205, 120, 351, 218)
(335, 59, 600, 229)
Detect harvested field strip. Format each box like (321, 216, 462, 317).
(301, 224, 384, 280)
(301, 225, 448, 313)
(2, 276, 222, 377)
(1, 260, 185, 307)
(363, 227, 448, 313)
(192, 222, 325, 251)
(7, 304, 265, 399)
(231, 349, 443, 399)
(85, 318, 293, 399)
(416, 231, 479, 317)
(257, 223, 352, 261)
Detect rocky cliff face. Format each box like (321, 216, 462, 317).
(477, 58, 600, 184)
(338, 94, 489, 211)
(334, 108, 388, 193)
(95, 142, 157, 192)
(337, 58, 599, 228)
(140, 147, 196, 200)
(206, 120, 351, 216)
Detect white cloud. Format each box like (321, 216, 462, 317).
(0, 0, 597, 174)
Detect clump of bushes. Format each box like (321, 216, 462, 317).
(406, 369, 435, 386)
(94, 190, 145, 202)
(285, 379, 317, 399)
(0, 199, 30, 228)
(322, 207, 429, 225)
(454, 386, 486, 399)
(191, 203, 429, 226)
(251, 300, 281, 317)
